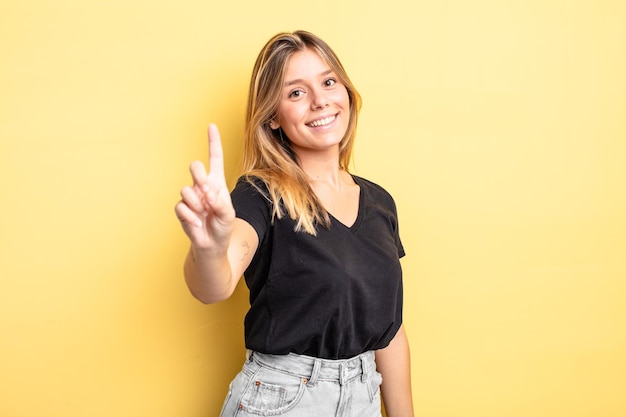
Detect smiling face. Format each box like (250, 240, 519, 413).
(270, 48, 351, 159)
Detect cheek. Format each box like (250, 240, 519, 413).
(277, 102, 293, 118)
(279, 105, 306, 126)
(335, 89, 350, 108)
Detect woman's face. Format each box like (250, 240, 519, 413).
(270, 48, 350, 158)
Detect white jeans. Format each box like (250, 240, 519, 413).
(218, 350, 383, 417)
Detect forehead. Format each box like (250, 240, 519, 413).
(283, 48, 332, 82)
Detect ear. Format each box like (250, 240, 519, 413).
(269, 119, 280, 130)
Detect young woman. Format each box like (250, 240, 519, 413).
(175, 30, 414, 417)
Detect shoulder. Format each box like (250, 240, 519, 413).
(231, 175, 274, 216)
(233, 175, 267, 191)
(231, 175, 274, 241)
(352, 175, 396, 202)
(232, 175, 270, 200)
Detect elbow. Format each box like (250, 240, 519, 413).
(183, 263, 236, 304)
(194, 295, 229, 305)
(189, 286, 234, 305)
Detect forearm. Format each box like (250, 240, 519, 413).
(375, 324, 415, 417)
(183, 245, 235, 304)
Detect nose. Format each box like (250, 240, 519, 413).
(310, 87, 329, 109)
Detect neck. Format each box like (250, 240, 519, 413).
(301, 158, 343, 187)
(295, 147, 344, 187)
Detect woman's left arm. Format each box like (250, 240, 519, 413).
(375, 324, 415, 417)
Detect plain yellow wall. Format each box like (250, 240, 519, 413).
(1, 1, 625, 416)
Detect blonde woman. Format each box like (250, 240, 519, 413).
(175, 31, 414, 417)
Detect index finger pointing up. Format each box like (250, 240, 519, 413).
(207, 123, 226, 180)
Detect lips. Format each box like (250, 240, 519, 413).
(307, 114, 336, 127)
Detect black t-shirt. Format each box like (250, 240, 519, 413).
(231, 175, 405, 360)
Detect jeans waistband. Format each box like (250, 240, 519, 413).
(247, 350, 375, 386)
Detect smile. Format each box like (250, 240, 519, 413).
(307, 115, 336, 127)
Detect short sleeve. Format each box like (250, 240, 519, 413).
(391, 199, 405, 258)
(230, 177, 272, 244)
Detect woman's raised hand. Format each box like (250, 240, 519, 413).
(175, 124, 236, 251)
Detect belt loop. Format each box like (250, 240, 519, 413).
(360, 354, 369, 383)
(307, 358, 321, 387)
(339, 362, 346, 385)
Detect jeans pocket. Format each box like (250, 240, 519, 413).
(218, 381, 234, 417)
(366, 370, 383, 403)
(239, 367, 307, 415)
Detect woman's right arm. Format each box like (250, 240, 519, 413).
(175, 124, 258, 304)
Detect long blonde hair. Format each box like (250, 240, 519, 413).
(241, 30, 362, 235)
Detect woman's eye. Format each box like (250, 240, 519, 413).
(324, 78, 337, 87)
(289, 89, 304, 98)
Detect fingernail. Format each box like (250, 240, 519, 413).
(194, 219, 203, 228)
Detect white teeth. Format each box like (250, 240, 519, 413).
(308, 115, 335, 127)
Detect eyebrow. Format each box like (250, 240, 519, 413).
(283, 69, 334, 87)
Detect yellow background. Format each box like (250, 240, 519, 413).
(1, 1, 625, 416)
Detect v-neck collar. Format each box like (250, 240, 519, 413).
(328, 175, 363, 233)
